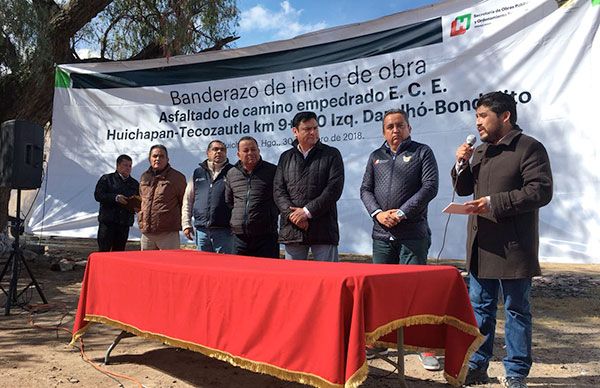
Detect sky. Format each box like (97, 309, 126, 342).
(234, 0, 440, 48)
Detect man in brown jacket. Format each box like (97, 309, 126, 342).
(452, 92, 553, 388)
(139, 144, 187, 250)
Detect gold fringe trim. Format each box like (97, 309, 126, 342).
(365, 314, 484, 386)
(447, 326, 485, 386)
(70, 313, 482, 387)
(73, 314, 353, 388)
(344, 361, 369, 388)
(69, 322, 94, 346)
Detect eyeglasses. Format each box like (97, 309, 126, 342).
(385, 124, 408, 131)
(298, 126, 318, 132)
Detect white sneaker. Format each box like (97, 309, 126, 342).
(366, 346, 389, 360)
(419, 352, 441, 371)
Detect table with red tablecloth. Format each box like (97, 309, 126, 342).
(70, 250, 483, 387)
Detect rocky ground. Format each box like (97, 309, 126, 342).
(0, 236, 599, 387)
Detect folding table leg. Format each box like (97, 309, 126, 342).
(397, 327, 408, 388)
(368, 328, 408, 386)
(104, 330, 135, 364)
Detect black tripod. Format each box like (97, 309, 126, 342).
(0, 189, 47, 315)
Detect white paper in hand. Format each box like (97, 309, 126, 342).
(442, 202, 471, 214)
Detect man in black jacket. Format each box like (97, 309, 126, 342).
(225, 136, 279, 258)
(94, 154, 140, 251)
(274, 111, 344, 261)
(182, 140, 233, 253)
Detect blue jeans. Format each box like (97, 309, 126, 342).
(468, 273, 532, 378)
(284, 244, 338, 262)
(195, 227, 233, 254)
(372, 237, 430, 265)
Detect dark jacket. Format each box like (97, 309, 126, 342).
(273, 140, 344, 245)
(139, 164, 187, 233)
(225, 159, 278, 236)
(94, 172, 139, 226)
(452, 128, 553, 279)
(360, 138, 439, 241)
(192, 160, 232, 228)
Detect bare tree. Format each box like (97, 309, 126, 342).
(0, 0, 239, 248)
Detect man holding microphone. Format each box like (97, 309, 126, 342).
(452, 92, 553, 388)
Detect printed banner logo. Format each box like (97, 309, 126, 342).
(450, 14, 472, 36)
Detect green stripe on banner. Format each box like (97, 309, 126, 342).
(592, 0, 600, 6)
(55, 67, 71, 88)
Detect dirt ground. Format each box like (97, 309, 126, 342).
(1, 236, 599, 388)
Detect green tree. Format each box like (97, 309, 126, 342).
(0, 0, 239, 248)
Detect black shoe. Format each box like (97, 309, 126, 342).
(503, 377, 528, 388)
(463, 368, 490, 386)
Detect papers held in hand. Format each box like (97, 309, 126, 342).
(121, 195, 142, 212)
(442, 202, 471, 214)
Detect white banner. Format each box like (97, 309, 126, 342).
(36, 0, 600, 263)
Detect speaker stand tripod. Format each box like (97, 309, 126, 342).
(0, 189, 47, 315)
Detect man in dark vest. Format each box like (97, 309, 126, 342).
(94, 154, 139, 251)
(225, 136, 279, 258)
(182, 140, 233, 253)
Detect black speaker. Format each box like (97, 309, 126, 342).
(0, 120, 44, 189)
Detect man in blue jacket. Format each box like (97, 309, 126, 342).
(182, 140, 233, 253)
(360, 109, 439, 369)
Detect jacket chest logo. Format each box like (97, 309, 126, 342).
(374, 159, 389, 165)
(403, 155, 412, 163)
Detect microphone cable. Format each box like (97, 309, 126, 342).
(435, 135, 476, 263)
(435, 167, 460, 263)
(435, 170, 462, 264)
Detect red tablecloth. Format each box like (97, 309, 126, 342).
(71, 251, 482, 387)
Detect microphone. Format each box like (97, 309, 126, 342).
(458, 134, 477, 168)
